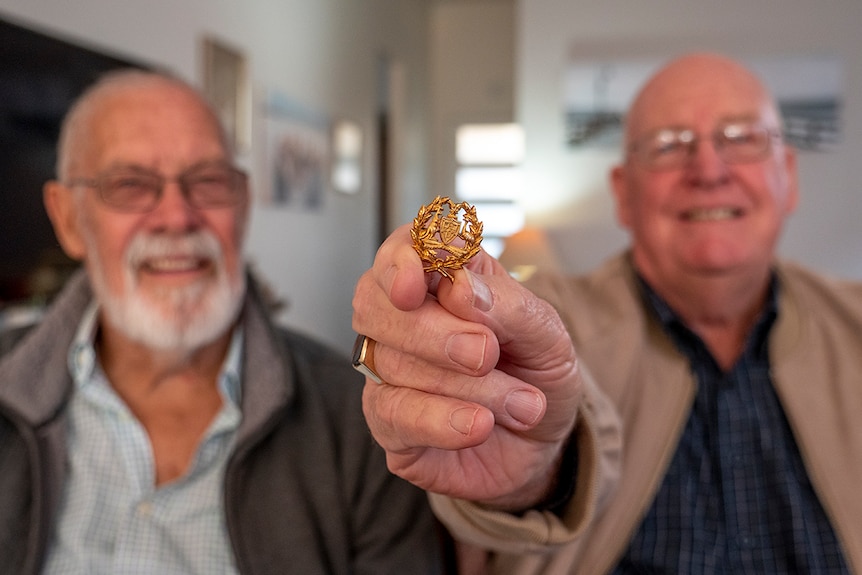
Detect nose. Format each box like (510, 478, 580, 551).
(684, 136, 730, 189)
(147, 179, 202, 231)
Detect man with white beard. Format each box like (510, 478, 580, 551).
(0, 70, 446, 575)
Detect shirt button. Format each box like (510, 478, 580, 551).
(735, 533, 757, 548)
(137, 501, 153, 516)
(74, 349, 89, 372)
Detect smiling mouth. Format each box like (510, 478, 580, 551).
(682, 207, 742, 222)
(142, 256, 208, 273)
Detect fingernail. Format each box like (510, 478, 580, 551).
(504, 390, 544, 426)
(446, 333, 487, 371)
(465, 269, 492, 312)
(449, 407, 478, 435)
(383, 264, 399, 295)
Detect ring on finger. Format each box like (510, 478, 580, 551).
(351, 334, 384, 384)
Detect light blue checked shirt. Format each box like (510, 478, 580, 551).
(43, 304, 243, 575)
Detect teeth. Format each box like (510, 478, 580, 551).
(685, 207, 738, 221)
(145, 257, 201, 272)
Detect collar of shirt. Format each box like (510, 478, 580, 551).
(68, 301, 243, 411)
(634, 271, 779, 368)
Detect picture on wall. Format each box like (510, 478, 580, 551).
(201, 35, 251, 154)
(564, 54, 843, 152)
(263, 91, 330, 209)
(563, 58, 657, 148)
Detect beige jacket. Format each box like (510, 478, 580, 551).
(431, 254, 862, 574)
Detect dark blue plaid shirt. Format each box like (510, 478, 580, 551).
(612, 276, 849, 574)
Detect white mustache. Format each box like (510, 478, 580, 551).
(125, 231, 222, 269)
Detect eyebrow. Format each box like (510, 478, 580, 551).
(637, 115, 771, 137)
(716, 114, 764, 125)
(98, 158, 233, 175)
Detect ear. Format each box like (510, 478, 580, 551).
(238, 185, 252, 238)
(610, 164, 633, 230)
(781, 145, 800, 215)
(43, 181, 87, 260)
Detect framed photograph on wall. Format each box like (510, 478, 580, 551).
(262, 90, 330, 210)
(564, 53, 843, 152)
(201, 35, 251, 153)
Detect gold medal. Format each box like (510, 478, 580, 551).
(411, 196, 483, 281)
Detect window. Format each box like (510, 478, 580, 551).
(454, 123, 525, 257)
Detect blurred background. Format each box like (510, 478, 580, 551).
(1, 0, 860, 353)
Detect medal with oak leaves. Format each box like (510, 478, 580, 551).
(411, 196, 483, 281)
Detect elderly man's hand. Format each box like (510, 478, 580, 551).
(352, 224, 582, 510)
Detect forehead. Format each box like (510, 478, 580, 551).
(82, 83, 228, 171)
(627, 58, 780, 136)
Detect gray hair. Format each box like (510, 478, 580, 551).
(55, 69, 230, 181)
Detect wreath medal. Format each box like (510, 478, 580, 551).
(411, 196, 483, 281)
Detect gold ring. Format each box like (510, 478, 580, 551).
(351, 334, 383, 384)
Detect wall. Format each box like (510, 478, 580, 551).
(428, 0, 515, 200)
(0, 0, 432, 353)
(517, 0, 862, 279)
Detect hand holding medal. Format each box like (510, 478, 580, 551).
(353, 196, 484, 383)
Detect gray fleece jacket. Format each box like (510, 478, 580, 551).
(0, 270, 447, 575)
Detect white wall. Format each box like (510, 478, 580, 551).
(428, 0, 515, 200)
(0, 0, 431, 353)
(8, 0, 858, 351)
(517, 0, 862, 279)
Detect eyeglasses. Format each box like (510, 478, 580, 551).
(66, 162, 248, 212)
(628, 121, 782, 171)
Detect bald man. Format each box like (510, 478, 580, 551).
(351, 53, 862, 573)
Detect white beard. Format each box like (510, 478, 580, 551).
(86, 230, 246, 354)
